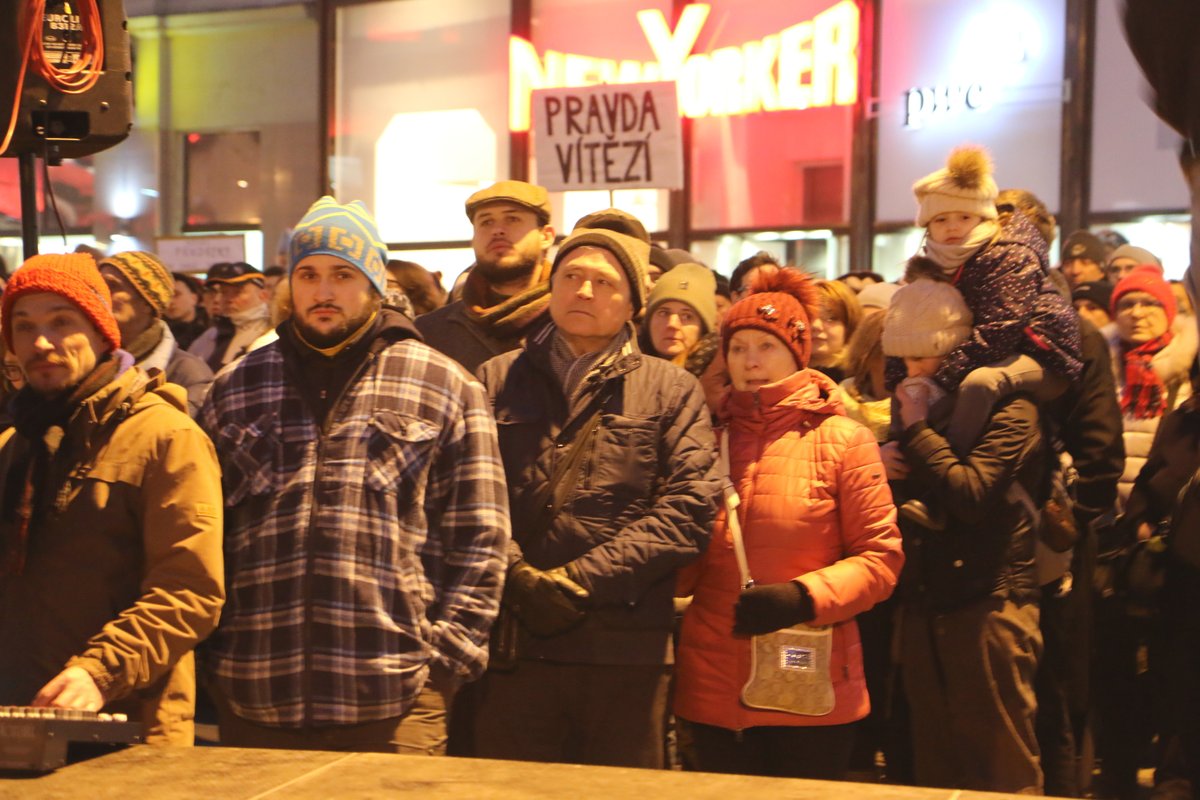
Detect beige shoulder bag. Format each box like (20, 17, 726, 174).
(721, 430, 835, 716)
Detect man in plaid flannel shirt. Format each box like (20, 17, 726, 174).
(200, 197, 510, 753)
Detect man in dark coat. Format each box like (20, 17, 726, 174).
(472, 225, 720, 768)
(416, 181, 555, 373)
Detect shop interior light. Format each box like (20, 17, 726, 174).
(782, 229, 834, 240)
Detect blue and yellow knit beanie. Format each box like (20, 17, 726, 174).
(289, 196, 388, 295)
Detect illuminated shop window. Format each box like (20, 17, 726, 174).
(692, 230, 849, 277)
(872, 228, 925, 282)
(0, 158, 97, 236)
(184, 131, 262, 230)
(528, 0, 672, 233)
(1090, 0, 1188, 215)
(523, 0, 858, 234)
(876, 0, 1065, 224)
(334, 0, 510, 245)
(688, 0, 859, 231)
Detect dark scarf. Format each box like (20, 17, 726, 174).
(124, 320, 165, 363)
(206, 316, 236, 372)
(2, 355, 122, 576)
(279, 311, 386, 425)
(1121, 331, 1174, 420)
(683, 331, 721, 379)
(461, 260, 552, 339)
(548, 326, 630, 403)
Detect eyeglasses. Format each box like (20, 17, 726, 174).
(1115, 297, 1164, 314)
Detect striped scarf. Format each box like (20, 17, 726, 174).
(1121, 331, 1174, 420)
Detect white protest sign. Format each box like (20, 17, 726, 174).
(532, 81, 683, 192)
(155, 235, 246, 273)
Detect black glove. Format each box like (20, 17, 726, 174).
(505, 560, 590, 637)
(733, 581, 814, 635)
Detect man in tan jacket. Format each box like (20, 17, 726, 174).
(0, 253, 224, 744)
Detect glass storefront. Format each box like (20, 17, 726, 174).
(333, 0, 510, 256)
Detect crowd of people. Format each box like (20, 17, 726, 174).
(0, 145, 1197, 799)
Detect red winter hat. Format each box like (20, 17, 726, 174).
(721, 265, 821, 369)
(1111, 265, 1176, 327)
(2, 253, 121, 352)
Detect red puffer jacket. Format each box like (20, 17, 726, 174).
(675, 369, 903, 730)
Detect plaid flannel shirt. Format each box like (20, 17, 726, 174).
(200, 338, 509, 727)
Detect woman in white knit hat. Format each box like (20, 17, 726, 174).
(880, 277, 1047, 795)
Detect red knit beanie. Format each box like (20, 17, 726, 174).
(2, 253, 121, 352)
(721, 266, 821, 369)
(1111, 265, 1176, 327)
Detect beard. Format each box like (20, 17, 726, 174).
(293, 296, 381, 349)
(473, 248, 542, 285)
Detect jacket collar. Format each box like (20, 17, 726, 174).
(722, 368, 845, 423)
(526, 319, 643, 383)
(71, 361, 175, 430)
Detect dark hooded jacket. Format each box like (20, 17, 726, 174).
(898, 394, 1045, 610)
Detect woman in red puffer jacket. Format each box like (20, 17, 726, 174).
(674, 266, 903, 780)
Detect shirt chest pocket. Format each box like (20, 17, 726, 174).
(587, 412, 659, 491)
(364, 410, 439, 493)
(215, 416, 277, 507)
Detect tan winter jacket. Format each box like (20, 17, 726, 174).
(0, 368, 224, 744)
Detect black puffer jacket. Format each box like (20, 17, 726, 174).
(899, 394, 1045, 610)
(477, 322, 720, 665)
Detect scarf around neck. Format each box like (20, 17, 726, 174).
(922, 219, 1000, 274)
(462, 260, 552, 338)
(548, 325, 630, 402)
(124, 318, 166, 363)
(2, 353, 125, 576)
(1121, 331, 1175, 420)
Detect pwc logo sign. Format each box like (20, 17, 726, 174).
(509, 1, 860, 132)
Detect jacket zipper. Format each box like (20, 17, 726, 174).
(734, 395, 768, 733)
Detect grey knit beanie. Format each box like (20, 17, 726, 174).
(552, 228, 650, 313)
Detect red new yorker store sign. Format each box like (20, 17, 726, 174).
(509, 1, 861, 132)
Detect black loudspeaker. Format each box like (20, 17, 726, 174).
(0, 0, 133, 159)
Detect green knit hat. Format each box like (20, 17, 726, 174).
(645, 262, 717, 333)
(99, 251, 174, 316)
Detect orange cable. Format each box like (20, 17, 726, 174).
(34, 0, 105, 94)
(0, 7, 40, 156)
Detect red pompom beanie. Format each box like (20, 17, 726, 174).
(720, 265, 821, 369)
(2, 253, 121, 352)
(1111, 265, 1176, 327)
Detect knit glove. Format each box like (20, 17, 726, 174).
(733, 580, 815, 635)
(505, 560, 590, 637)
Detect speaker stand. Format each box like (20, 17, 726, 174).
(18, 151, 38, 260)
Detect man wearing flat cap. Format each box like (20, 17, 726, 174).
(417, 180, 556, 373)
(472, 225, 720, 768)
(188, 262, 272, 372)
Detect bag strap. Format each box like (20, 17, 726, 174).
(527, 389, 610, 537)
(720, 429, 754, 589)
